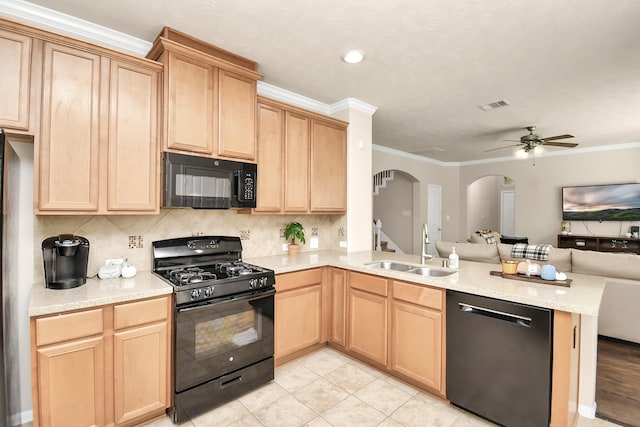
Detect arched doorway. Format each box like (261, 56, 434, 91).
(467, 175, 515, 237)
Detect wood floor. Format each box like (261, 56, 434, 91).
(596, 336, 640, 427)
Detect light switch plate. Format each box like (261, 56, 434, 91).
(310, 237, 319, 249)
(282, 243, 289, 251)
(339, 241, 347, 248)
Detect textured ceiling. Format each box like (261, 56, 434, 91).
(19, 0, 640, 161)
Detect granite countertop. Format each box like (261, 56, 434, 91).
(29, 271, 173, 317)
(245, 250, 606, 316)
(29, 250, 605, 318)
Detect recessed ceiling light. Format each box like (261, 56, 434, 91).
(342, 50, 365, 64)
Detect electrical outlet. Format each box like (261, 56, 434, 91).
(282, 243, 289, 252)
(339, 241, 347, 248)
(310, 237, 319, 249)
(128, 235, 143, 249)
(311, 227, 318, 237)
(240, 229, 250, 240)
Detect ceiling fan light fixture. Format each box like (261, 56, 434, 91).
(342, 50, 365, 64)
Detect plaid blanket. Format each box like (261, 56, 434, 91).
(511, 243, 552, 261)
(480, 233, 497, 244)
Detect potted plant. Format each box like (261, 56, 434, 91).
(284, 221, 306, 256)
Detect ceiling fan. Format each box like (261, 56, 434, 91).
(487, 126, 578, 153)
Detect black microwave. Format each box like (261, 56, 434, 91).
(163, 152, 257, 209)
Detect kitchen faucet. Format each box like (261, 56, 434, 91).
(421, 223, 433, 264)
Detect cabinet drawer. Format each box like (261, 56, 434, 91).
(392, 280, 442, 311)
(276, 268, 323, 292)
(349, 271, 388, 297)
(114, 296, 169, 330)
(36, 308, 104, 346)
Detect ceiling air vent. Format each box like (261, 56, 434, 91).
(478, 99, 510, 112)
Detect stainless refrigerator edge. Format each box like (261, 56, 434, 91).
(0, 128, 7, 427)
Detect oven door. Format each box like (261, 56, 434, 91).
(174, 288, 274, 392)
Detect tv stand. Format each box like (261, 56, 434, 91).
(557, 234, 640, 255)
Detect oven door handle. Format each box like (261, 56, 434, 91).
(177, 288, 275, 313)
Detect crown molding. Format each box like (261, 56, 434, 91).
(329, 98, 377, 116)
(0, 0, 152, 55)
(374, 141, 640, 166)
(258, 82, 377, 117)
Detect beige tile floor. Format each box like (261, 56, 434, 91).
(143, 347, 621, 427)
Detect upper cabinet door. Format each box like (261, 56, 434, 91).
(255, 102, 284, 212)
(217, 69, 257, 160)
(166, 51, 215, 155)
(284, 111, 310, 212)
(39, 42, 101, 211)
(0, 29, 31, 130)
(107, 59, 160, 212)
(310, 119, 347, 212)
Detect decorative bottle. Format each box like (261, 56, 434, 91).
(449, 247, 459, 269)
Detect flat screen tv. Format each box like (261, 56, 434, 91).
(562, 183, 640, 221)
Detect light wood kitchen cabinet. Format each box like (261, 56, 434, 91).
(107, 59, 160, 212)
(551, 311, 581, 427)
(31, 296, 172, 427)
(38, 41, 102, 212)
(218, 69, 257, 160)
(255, 101, 284, 212)
(113, 298, 170, 425)
(33, 309, 106, 427)
(348, 271, 388, 366)
(274, 268, 324, 364)
(330, 268, 347, 348)
(0, 28, 32, 130)
(36, 41, 161, 214)
(310, 119, 347, 212)
(147, 27, 260, 161)
(390, 280, 444, 393)
(164, 50, 216, 155)
(284, 111, 310, 212)
(248, 96, 348, 214)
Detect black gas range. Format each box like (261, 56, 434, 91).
(152, 236, 275, 423)
(152, 236, 275, 306)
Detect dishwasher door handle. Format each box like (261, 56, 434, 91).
(458, 302, 532, 327)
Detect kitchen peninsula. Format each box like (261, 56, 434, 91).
(247, 249, 604, 427)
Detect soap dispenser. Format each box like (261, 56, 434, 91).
(449, 247, 459, 269)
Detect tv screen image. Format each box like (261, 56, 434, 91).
(562, 183, 640, 221)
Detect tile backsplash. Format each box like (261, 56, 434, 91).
(34, 209, 346, 281)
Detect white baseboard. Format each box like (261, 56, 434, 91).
(10, 409, 33, 426)
(579, 402, 597, 419)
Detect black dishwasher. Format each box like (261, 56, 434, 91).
(446, 290, 552, 427)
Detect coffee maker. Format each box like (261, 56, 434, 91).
(42, 234, 90, 289)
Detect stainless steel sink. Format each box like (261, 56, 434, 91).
(405, 267, 455, 277)
(365, 261, 413, 271)
(366, 261, 455, 277)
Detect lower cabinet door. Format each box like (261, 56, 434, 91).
(275, 284, 323, 360)
(37, 336, 106, 427)
(113, 322, 168, 425)
(390, 300, 442, 391)
(348, 289, 388, 366)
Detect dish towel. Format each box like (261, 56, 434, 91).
(511, 243, 552, 261)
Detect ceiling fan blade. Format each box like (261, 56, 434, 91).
(542, 141, 579, 148)
(502, 139, 521, 142)
(541, 134, 574, 141)
(485, 143, 521, 152)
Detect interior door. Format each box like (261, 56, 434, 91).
(427, 184, 442, 255)
(501, 190, 515, 236)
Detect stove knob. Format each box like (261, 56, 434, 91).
(204, 286, 214, 297)
(259, 276, 268, 287)
(190, 289, 202, 300)
(249, 278, 258, 289)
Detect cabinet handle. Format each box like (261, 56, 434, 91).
(221, 375, 242, 389)
(459, 302, 532, 327)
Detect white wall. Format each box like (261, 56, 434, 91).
(459, 146, 640, 244)
(374, 172, 414, 253)
(467, 175, 502, 234)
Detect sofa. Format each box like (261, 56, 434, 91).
(435, 241, 640, 344)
